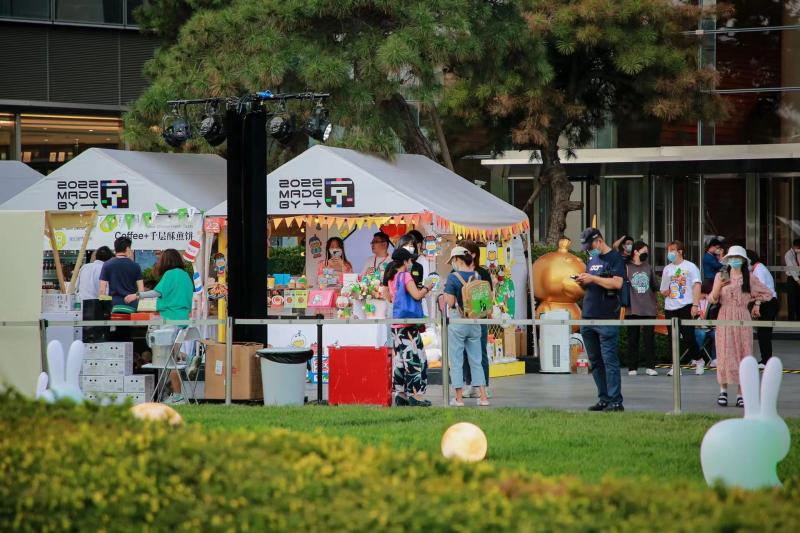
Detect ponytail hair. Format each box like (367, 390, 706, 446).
(383, 259, 405, 286)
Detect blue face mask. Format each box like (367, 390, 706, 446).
(667, 252, 677, 263)
(588, 248, 601, 258)
(728, 259, 743, 269)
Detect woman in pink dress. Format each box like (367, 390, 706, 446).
(708, 246, 772, 408)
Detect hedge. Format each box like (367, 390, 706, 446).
(2, 393, 799, 531)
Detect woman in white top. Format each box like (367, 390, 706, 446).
(76, 246, 113, 301)
(747, 249, 778, 366)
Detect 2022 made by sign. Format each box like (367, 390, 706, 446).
(56, 180, 129, 210)
(277, 178, 355, 210)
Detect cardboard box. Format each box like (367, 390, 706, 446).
(82, 358, 132, 377)
(84, 342, 134, 359)
(503, 327, 529, 357)
(204, 342, 263, 400)
(81, 375, 124, 393)
(124, 374, 154, 397)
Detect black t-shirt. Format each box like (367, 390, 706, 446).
(581, 250, 626, 319)
(99, 256, 143, 307)
(383, 260, 425, 287)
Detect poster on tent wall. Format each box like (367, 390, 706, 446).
(42, 214, 202, 251)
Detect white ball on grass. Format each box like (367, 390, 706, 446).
(441, 422, 488, 462)
(131, 402, 184, 426)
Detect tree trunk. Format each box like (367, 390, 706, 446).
(429, 104, 454, 171)
(541, 145, 583, 245)
(381, 93, 438, 160)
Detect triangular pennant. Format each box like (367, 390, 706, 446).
(155, 203, 169, 214)
(177, 208, 189, 222)
(124, 214, 136, 230)
(142, 212, 153, 227)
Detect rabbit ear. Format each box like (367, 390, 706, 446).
(65, 341, 85, 387)
(740, 356, 761, 419)
(760, 357, 783, 419)
(46, 341, 65, 388)
(36, 372, 48, 399)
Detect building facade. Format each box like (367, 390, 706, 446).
(0, 1, 159, 174)
(484, 1, 800, 276)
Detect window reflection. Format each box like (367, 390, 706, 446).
(56, 0, 123, 25)
(0, 113, 14, 161)
(20, 114, 122, 174)
(0, 0, 50, 19)
(715, 91, 800, 144)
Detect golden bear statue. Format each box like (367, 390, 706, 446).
(533, 238, 585, 328)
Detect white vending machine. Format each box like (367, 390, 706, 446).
(538, 309, 571, 373)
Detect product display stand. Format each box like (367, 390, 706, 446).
(43, 210, 97, 294)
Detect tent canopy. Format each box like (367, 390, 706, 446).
(209, 145, 527, 230)
(0, 148, 226, 213)
(0, 161, 44, 206)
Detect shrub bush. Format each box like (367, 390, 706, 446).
(2, 393, 799, 531)
(268, 245, 305, 275)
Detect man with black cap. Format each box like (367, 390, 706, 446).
(576, 227, 626, 412)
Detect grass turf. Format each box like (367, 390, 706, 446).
(176, 404, 800, 486)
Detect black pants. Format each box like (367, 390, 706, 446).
(664, 304, 700, 362)
(626, 315, 655, 370)
(757, 298, 779, 363)
(787, 278, 800, 321)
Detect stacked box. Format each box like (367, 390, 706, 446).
(81, 342, 151, 405)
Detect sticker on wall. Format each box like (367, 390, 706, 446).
(99, 215, 118, 233)
(309, 235, 323, 259)
(214, 253, 226, 275)
(183, 239, 201, 262)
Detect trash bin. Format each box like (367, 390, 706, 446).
(147, 326, 179, 366)
(257, 347, 313, 406)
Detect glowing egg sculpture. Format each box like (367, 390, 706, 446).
(441, 422, 488, 462)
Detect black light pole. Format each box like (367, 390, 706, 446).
(166, 92, 330, 343)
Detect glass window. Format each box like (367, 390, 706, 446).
(718, 0, 800, 29)
(0, 113, 15, 161)
(715, 91, 800, 144)
(20, 114, 122, 174)
(0, 0, 50, 19)
(126, 0, 143, 25)
(602, 177, 647, 247)
(56, 0, 123, 25)
(716, 29, 798, 91)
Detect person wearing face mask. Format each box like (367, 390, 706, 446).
(660, 240, 704, 376)
(613, 235, 634, 263)
(458, 240, 493, 399)
(747, 249, 778, 367)
(362, 231, 392, 279)
(625, 241, 659, 376)
(384, 233, 424, 288)
(783, 238, 800, 321)
(317, 237, 353, 284)
(708, 246, 773, 408)
(385, 247, 434, 407)
(702, 238, 724, 286)
(577, 228, 626, 412)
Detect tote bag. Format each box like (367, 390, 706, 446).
(393, 272, 423, 319)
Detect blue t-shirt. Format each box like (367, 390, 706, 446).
(444, 270, 478, 311)
(702, 252, 722, 281)
(99, 256, 143, 307)
(581, 250, 626, 319)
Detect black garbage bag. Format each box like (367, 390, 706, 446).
(257, 348, 314, 365)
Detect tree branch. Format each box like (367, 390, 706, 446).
(429, 104, 454, 171)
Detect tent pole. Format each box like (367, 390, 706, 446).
(524, 230, 538, 361)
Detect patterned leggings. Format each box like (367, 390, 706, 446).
(392, 325, 428, 395)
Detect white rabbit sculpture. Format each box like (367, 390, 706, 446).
(36, 340, 85, 404)
(700, 356, 790, 489)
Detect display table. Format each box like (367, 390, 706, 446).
(266, 321, 388, 353)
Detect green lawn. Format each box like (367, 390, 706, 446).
(177, 404, 800, 486)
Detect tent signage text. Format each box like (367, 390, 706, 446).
(56, 179, 130, 210)
(277, 177, 355, 210)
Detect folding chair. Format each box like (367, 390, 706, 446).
(141, 326, 203, 404)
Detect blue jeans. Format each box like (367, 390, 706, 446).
(448, 323, 484, 388)
(463, 325, 489, 386)
(580, 325, 623, 405)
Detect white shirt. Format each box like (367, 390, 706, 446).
(660, 260, 701, 310)
(784, 249, 800, 282)
(752, 263, 777, 299)
(76, 260, 105, 301)
(361, 254, 391, 278)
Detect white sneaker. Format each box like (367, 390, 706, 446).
(667, 367, 682, 377)
(645, 368, 658, 376)
(628, 370, 638, 376)
(695, 360, 705, 375)
(709, 359, 717, 368)
(449, 398, 465, 407)
(758, 363, 766, 370)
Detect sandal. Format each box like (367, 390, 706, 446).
(478, 399, 490, 407)
(717, 392, 728, 407)
(736, 396, 744, 408)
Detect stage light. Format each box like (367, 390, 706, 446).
(161, 109, 191, 147)
(303, 104, 332, 142)
(269, 114, 296, 145)
(199, 104, 226, 146)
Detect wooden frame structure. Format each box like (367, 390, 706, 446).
(43, 210, 98, 294)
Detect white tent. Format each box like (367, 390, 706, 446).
(207, 145, 527, 230)
(0, 161, 44, 206)
(1, 148, 226, 250)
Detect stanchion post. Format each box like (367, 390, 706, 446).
(38, 319, 48, 372)
(441, 306, 450, 407)
(670, 317, 682, 414)
(316, 314, 324, 404)
(225, 316, 233, 405)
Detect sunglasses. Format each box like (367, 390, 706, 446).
(370, 240, 386, 245)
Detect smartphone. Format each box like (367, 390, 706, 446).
(720, 268, 730, 282)
(330, 249, 343, 258)
(570, 274, 580, 280)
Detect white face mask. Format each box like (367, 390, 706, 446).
(403, 245, 415, 254)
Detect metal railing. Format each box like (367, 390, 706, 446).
(3, 314, 797, 413)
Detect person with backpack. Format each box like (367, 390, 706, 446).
(443, 246, 490, 407)
(459, 240, 493, 399)
(385, 247, 434, 407)
(625, 241, 659, 376)
(577, 228, 626, 412)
